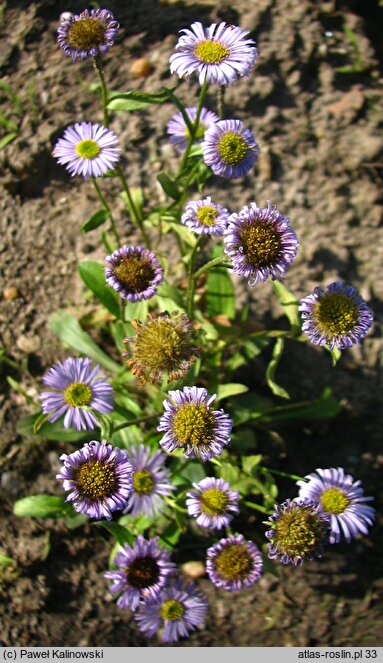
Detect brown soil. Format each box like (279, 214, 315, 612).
(0, 0, 382, 648)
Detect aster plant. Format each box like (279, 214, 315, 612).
(12, 8, 377, 647)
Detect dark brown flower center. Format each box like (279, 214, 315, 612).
(113, 256, 155, 294)
(271, 505, 327, 558)
(126, 556, 160, 588)
(68, 17, 106, 51)
(214, 543, 253, 581)
(315, 292, 360, 337)
(238, 221, 282, 268)
(75, 459, 117, 500)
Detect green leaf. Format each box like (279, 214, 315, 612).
(157, 172, 181, 201)
(329, 346, 342, 366)
(49, 310, 120, 373)
(80, 209, 109, 233)
(93, 521, 134, 547)
(155, 283, 186, 310)
(0, 132, 17, 149)
(272, 281, 301, 336)
(180, 462, 206, 484)
(206, 266, 235, 320)
(242, 454, 263, 476)
(258, 388, 340, 423)
(108, 88, 175, 112)
(121, 187, 144, 220)
(123, 299, 148, 322)
(17, 413, 94, 442)
(160, 521, 182, 549)
(162, 220, 197, 247)
(265, 337, 290, 400)
(0, 554, 15, 569)
(13, 495, 69, 519)
(217, 461, 240, 487)
(216, 383, 249, 401)
(78, 261, 120, 318)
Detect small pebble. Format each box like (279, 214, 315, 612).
(181, 561, 206, 580)
(3, 286, 18, 301)
(16, 335, 40, 354)
(130, 58, 151, 78)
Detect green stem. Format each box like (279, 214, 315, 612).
(179, 78, 209, 174)
(258, 466, 306, 482)
(242, 500, 271, 514)
(112, 412, 161, 434)
(91, 176, 120, 245)
(217, 85, 225, 118)
(193, 255, 232, 281)
(116, 164, 150, 249)
(93, 55, 109, 128)
(186, 236, 204, 318)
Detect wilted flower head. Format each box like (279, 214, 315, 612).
(181, 197, 230, 236)
(104, 535, 177, 611)
(299, 282, 373, 350)
(265, 499, 330, 565)
(224, 201, 299, 286)
(186, 477, 239, 529)
(157, 386, 232, 462)
(123, 444, 174, 518)
(53, 122, 120, 180)
(39, 357, 113, 431)
(167, 106, 219, 153)
(105, 245, 164, 303)
(57, 8, 119, 62)
(123, 311, 200, 384)
(297, 468, 375, 544)
(134, 577, 208, 643)
(169, 22, 258, 86)
(201, 119, 259, 178)
(56, 440, 133, 520)
(206, 534, 263, 591)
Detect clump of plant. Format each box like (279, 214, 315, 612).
(12, 9, 375, 645)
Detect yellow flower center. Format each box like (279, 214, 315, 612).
(113, 256, 156, 294)
(160, 599, 185, 621)
(196, 205, 219, 227)
(132, 469, 155, 495)
(214, 543, 253, 581)
(171, 403, 216, 449)
(64, 382, 92, 407)
(201, 488, 228, 515)
(217, 132, 248, 164)
(320, 488, 350, 515)
(271, 505, 326, 558)
(76, 460, 117, 499)
(194, 40, 230, 64)
(68, 17, 106, 51)
(315, 292, 360, 337)
(75, 139, 101, 159)
(126, 556, 160, 588)
(238, 222, 282, 268)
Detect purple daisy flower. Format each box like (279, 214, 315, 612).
(169, 22, 258, 86)
(181, 197, 230, 236)
(223, 201, 299, 286)
(186, 477, 239, 529)
(134, 577, 208, 643)
(201, 119, 259, 178)
(56, 440, 133, 520)
(104, 535, 177, 611)
(157, 386, 232, 462)
(123, 444, 174, 518)
(297, 468, 375, 544)
(299, 281, 373, 351)
(206, 534, 263, 591)
(53, 122, 120, 180)
(57, 9, 119, 62)
(39, 357, 113, 431)
(265, 499, 330, 565)
(105, 245, 164, 302)
(167, 106, 219, 153)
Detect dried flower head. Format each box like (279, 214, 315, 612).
(39, 357, 113, 430)
(181, 197, 230, 236)
(206, 534, 263, 591)
(297, 468, 375, 544)
(265, 499, 330, 565)
(53, 122, 120, 179)
(201, 119, 259, 178)
(299, 282, 373, 350)
(105, 535, 177, 611)
(157, 387, 232, 462)
(57, 8, 119, 62)
(224, 201, 299, 286)
(167, 106, 219, 153)
(169, 22, 257, 86)
(123, 311, 200, 384)
(186, 477, 239, 529)
(56, 440, 133, 520)
(105, 245, 164, 303)
(134, 577, 208, 643)
(123, 444, 174, 518)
